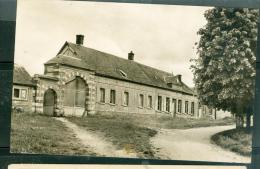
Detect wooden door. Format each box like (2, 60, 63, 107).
(43, 89, 56, 116)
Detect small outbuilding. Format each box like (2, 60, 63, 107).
(12, 64, 36, 113)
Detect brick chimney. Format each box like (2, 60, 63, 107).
(76, 34, 84, 45)
(128, 51, 134, 60)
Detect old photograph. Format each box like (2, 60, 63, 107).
(11, 0, 257, 163)
(8, 164, 247, 169)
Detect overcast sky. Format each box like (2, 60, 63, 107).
(15, 0, 210, 87)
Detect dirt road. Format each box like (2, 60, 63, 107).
(55, 117, 137, 158)
(151, 125, 251, 163)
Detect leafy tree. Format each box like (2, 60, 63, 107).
(191, 8, 258, 128)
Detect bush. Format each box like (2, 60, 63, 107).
(211, 128, 252, 156)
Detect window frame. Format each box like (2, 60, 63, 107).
(100, 88, 106, 103)
(138, 94, 144, 108)
(178, 99, 182, 113)
(191, 102, 195, 115)
(166, 97, 170, 112)
(185, 101, 189, 114)
(12, 87, 28, 101)
(157, 96, 162, 111)
(110, 89, 116, 104)
(13, 88, 20, 98)
(123, 91, 129, 106)
(148, 95, 153, 109)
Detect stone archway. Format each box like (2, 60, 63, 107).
(43, 89, 57, 116)
(63, 76, 89, 116)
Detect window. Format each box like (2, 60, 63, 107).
(13, 88, 20, 98)
(13, 88, 27, 100)
(123, 92, 129, 106)
(110, 90, 116, 104)
(166, 97, 170, 112)
(157, 96, 162, 111)
(191, 102, 195, 115)
(21, 89, 27, 99)
(148, 95, 152, 108)
(100, 88, 105, 103)
(139, 94, 144, 107)
(178, 100, 182, 113)
(119, 69, 127, 78)
(185, 101, 189, 113)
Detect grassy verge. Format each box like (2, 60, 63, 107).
(83, 112, 234, 130)
(153, 115, 235, 129)
(11, 112, 96, 156)
(68, 115, 157, 159)
(211, 128, 252, 156)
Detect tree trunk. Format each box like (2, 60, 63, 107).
(235, 115, 240, 128)
(246, 111, 251, 130)
(236, 115, 243, 129)
(214, 109, 217, 120)
(241, 115, 245, 128)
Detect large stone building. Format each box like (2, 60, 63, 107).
(14, 35, 199, 117)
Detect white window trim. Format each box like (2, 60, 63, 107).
(13, 87, 28, 101)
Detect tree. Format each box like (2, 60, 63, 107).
(191, 8, 258, 128)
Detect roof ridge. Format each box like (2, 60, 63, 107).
(68, 42, 175, 77)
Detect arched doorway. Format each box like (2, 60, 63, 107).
(63, 76, 88, 116)
(43, 89, 57, 116)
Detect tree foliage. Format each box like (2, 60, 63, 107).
(191, 8, 259, 116)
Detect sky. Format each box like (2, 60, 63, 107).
(15, 0, 210, 87)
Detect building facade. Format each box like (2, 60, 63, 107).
(14, 35, 199, 118)
(12, 64, 36, 113)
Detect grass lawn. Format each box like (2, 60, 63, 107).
(136, 113, 235, 129)
(11, 111, 235, 158)
(68, 114, 158, 159)
(80, 112, 234, 130)
(11, 112, 96, 156)
(211, 128, 252, 156)
(68, 112, 234, 158)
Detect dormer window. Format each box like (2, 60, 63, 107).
(167, 83, 173, 88)
(119, 69, 127, 78)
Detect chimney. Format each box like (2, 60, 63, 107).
(176, 75, 182, 83)
(76, 34, 84, 45)
(128, 51, 134, 60)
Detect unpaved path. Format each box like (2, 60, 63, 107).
(55, 117, 137, 158)
(151, 125, 251, 163)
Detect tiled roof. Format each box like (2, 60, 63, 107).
(45, 42, 195, 95)
(13, 64, 35, 86)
